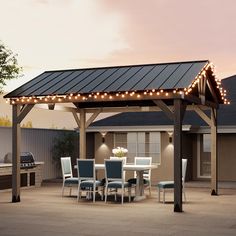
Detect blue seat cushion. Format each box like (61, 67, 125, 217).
(157, 181, 174, 189)
(65, 177, 78, 185)
(80, 180, 102, 188)
(107, 181, 131, 189)
(128, 178, 150, 185)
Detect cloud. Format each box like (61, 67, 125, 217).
(97, 0, 236, 77)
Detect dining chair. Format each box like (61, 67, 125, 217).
(157, 158, 188, 203)
(128, 157, 152, 196)
(77, 159, 103, 203)
(104, 159, 131, 204)
(60, 157, 78, 197)
(110, 156, 127, 180)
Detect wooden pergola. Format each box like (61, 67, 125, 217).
(4, 60, 228, 212)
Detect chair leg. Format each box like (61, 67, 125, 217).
(100, 187, 104, 201)
(128, 187, 131, 202)
(69, 187, 72, 196)
(163, 189, 165, 204)
(158, 187, 160, 202)
(93, 187, 96, 203)
(105, 186, 108, 203)
(121, 187, 124, 204)
(77, 184, 81, 201)
(115, 189, 117, 202)
(149, 184, 151, 196)
(62, 183, 65, 197)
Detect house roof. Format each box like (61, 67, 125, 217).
(217, 75, 236, 125)
(4, 60, 227, 108)
(91, 75, 235, 128)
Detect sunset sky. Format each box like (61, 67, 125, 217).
(1, 0, 236, 92)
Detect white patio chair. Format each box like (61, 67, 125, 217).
(60, 157, 78, 196)
(128, 157, 152, 196)
(157, 158, 188, 203)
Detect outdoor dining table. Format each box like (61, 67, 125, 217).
(74, 163, 158, 201)
(95, 163, 158, 201)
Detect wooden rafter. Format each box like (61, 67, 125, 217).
(72, 110, 80, 128)
(193, 105, 211, 126)
(17, 104, 34, 123)
(153, 100, 174, 120)
(198, 75, 207, 104)
(86, 109, 101, 129)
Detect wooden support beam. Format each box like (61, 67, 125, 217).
(193, 105, 211, 126)
(173, 99, 185, 212)
(72, 110, 80, 128)
(86, 109, 101, 128)
(79, 109, 86, 159)
(12, 105, 21, 202)
(17, 104, 34, 123)
(211, 108, 218, 195)
(153, 100, 174, 120)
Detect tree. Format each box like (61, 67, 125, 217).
(51, 132, 78, 170)
(0, 41, 22, 93)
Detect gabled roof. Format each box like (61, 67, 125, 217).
(6, 60, 208, 98)
(4, 60, 226, 107)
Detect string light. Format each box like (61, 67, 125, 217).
(7, 62, 229, 105)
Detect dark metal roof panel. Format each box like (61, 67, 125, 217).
(118, 65, 155, 91)
(175, 61, 207, 88)
(70, 69, 107, 94)
(79, 68, 119, 93)
(31, 71, 73, 96)
(132, 64, 167, 90)
(93, 67, 130, 92)
(46, 70, 84, 95)
(5, 60, 210, 98)
(58, 69, 95, 94)
(160, 63, 193, 89)
(5, 72, 53, 97)
(104, 66, 142, 92)
(23, 71, 64, 96)
(145, 63, 181, 90)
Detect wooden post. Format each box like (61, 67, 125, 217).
(173, 99, 185, 212)
(211, 108, 218, 195)
(79, 109, 86, 159)
(12, 104, 21, 202)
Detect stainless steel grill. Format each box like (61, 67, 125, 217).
(20, 152, 36, 169)
(4, 152, 36, 169)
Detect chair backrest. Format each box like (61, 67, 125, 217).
(105, 159, 124, 182)
(134, 157, 152, 179)
(182, 159, 188, 182)
(61, 157, 73, 180)
(77, 159, 95, 181)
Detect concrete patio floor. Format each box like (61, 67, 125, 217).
(0, 183, 236, 236)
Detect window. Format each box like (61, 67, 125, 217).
(197, 134, 211, 178)
(114, 132, 161, 164)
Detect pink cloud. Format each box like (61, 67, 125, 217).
(97, 0, 236, 78)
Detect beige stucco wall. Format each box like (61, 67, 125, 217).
(192, 133, 236, 181)
(94, 131, 176, 185)
(218, 134, 236, 181)
(94, 131, 236, 183)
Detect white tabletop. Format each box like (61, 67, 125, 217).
(94, 163, 158, 171)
